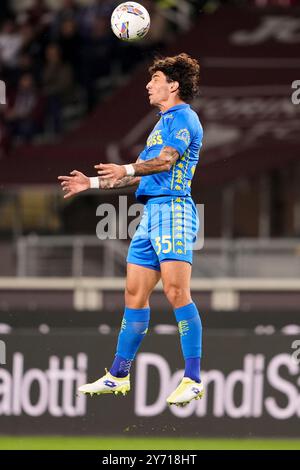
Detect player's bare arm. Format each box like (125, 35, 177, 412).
(58, 159, 141, 199)
(96, 146, 180, 181)
(58, 171, 140, 199)
(101, 175, 141, 189)
(133, 146, 180, 176)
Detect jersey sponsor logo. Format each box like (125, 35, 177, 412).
(147, 130, 163, 147)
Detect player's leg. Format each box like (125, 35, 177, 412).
(160, 260, 203, 406)
(108, 206, 161, 379)
(151, 197, 203, 405)
(109, 263, 160, 378)
(125, 262, 160, 308)
(78, 202, 161, 396)
(78, 264, 160, 396)
(161, 260, 192, 308)
(161, 260, 202, 381)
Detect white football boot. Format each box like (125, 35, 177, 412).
(166, 377, 204, 407)
(78, 369, 130, 397)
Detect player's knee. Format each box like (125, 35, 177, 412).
(164, 284, 190, 308)
(125, 284, 148, 308)
(125, 284, 139, 303)
(125, 282, 138, 298)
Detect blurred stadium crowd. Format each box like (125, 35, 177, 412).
(1, 0, 298, 153)
(0, 0, 201, 152)
(0, 0, 299, 242)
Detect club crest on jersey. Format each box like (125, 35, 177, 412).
(176, 128, 190, 145)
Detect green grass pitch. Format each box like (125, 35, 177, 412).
(0, 437, 299, 450)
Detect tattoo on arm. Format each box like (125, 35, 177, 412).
(132, 147, 179, 176)
(99, 175, 141, 189)
(99, 157, 142, 190)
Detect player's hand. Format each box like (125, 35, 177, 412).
(95, 163, 126, 183)
(58, 170, 90, 199)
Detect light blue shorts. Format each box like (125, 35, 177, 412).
(127, 196, 199, 271)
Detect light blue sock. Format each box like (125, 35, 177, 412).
(174, 302, 202, 383)
(115, 306, 150, 361)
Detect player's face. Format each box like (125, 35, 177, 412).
(146, 71, 173, 107)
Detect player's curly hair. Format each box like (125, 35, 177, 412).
(149, 53, 200, 102)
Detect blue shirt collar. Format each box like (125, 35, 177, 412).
(159, 103, 190, 116)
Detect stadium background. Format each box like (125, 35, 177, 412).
(0, 0, 300, 450)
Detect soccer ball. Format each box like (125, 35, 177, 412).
(111, 2, 150, 41)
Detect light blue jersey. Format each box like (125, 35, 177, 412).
(128, 103, 203, 270)
(135, 104, 203, 202)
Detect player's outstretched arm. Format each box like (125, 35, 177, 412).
(133, 147, 180, 176)
(94, 156, 143, 189)
(96, 147, 179, 182)
(58, 170, 141, 199)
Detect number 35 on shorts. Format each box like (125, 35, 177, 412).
(154, 235, 172, 255)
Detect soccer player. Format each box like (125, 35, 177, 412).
(58, 53, 204, 407)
